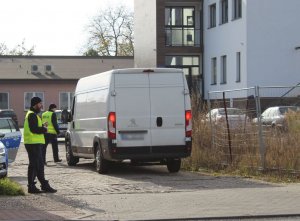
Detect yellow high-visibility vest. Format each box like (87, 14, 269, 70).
(42, 111, 57, 135)
(24, 110, 45, 144)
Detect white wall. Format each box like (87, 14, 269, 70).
(247, 0, 300, 87)
(204, 0, 247, 99)
(134, 0, 157, 68)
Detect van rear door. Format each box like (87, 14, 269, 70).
(114, 72, 151, 147)
(149, 71, 186, 147)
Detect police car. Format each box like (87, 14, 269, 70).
(0, 140, 7, 178)
(0, 118, 22, 173)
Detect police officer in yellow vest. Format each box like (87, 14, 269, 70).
(24, 97, 57, 194)
(42, 104, 61, 164)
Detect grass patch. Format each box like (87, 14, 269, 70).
(0, 178, 25, 196)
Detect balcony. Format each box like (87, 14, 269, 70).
(165, 28, 201, 47)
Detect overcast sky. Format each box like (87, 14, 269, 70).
(0, 0, 134, 55)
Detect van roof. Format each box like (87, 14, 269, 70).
(115, 68, 183, 74)
(76, 68, 184, 93)
(80, 68, 183, 80)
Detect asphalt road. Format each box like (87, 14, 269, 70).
(2, 142, 300, 220)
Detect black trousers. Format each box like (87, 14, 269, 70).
(42, 133, 59, 163)
(25, 144, 47, 186)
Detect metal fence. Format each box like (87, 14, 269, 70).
(207, 86, 300, 172)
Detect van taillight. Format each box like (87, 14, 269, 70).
(108, 112, 116, 139)
(185, 110, 192, 137)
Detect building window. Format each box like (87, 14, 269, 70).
(59, 92, 74, 110)
(165, 55, 201, 91)
(209, 4, 216, 28)
(24, 92, 44, 110)
(0, 93, 9, 109)
(220, 0, 228, 24)
(221, 55, 227, 84)
(166, 56, 199, 66)
(233, 0, 242, 19)
(211, 58, 217, 85)
(236, 52, 241, 82)
(165, 7, 198, 46)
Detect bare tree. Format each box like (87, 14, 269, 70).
(83, 48, 100, 56)
(0, 40, 35, 56)
(84, 5, 134, 56)
(0, 43, 8, 55)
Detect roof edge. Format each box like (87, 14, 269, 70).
(0, 55, 134, 59)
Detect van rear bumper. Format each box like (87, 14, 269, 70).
(108, 141, 192, 160)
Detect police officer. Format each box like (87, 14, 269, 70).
(24, 97, 57, 193)
(42, 104, 61, 164)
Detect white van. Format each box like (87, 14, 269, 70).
(66, 68, 192, 173)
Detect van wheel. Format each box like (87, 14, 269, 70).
(95, 144, 108, 174)
(66, 138, 79, 166)
(166, 158, 181, 173)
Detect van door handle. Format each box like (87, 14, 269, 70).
(156, 117, 163, 127)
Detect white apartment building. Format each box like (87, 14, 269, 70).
(135, 0, 300, 99)
(204, 0, 300, 98)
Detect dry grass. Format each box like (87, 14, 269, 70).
(182, 95, 300, 182)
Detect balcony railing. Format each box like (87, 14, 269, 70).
(165, 28, 201, 47)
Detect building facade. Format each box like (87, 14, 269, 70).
(135, 0, 300, 99)
(0, 56, 133, 126)
(134, 0, 203, 93)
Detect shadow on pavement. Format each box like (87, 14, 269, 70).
(58, 159, 276, 191)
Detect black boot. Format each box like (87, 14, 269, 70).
(41, 181, 57, 193)
(28, 183, 42, 194)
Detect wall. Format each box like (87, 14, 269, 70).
(204, 0, 247, 99)
(247, 0, 300, 88)
(0, 80, 76, 126)
(134, 0, 157, 68)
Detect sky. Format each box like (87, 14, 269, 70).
(0, 0, 134, 55)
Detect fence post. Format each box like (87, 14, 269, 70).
(255, 86, 266, 170)
(222, 92, 233, 164)
(208, 92, 215, 149)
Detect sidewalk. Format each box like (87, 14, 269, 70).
(0, 133, 84, 221)
(1, 141, 300, 220)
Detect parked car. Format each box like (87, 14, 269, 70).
(0, 109, 19, 129)
(0, 139, 8, 178)
(206, 108, 248, 129)
(253, 106, 300, 128)
(0, 118, 22, 164)
(55, 109, 70, 138)
(66, 68, 192, 173)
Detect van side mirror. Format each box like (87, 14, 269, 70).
(0, 133, 5, 138)
(67, 111, 73, 123)
(61, 110, 72, 123)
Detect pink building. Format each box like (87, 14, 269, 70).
(0, 56, 134, 126)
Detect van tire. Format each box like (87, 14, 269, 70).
(167, 158, 181, 173)
(66, 137, 79, 166)
(95, 143, 108, 174)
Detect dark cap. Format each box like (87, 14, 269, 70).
(31, 97, 42, 107)
(48, 103, 57, 111)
